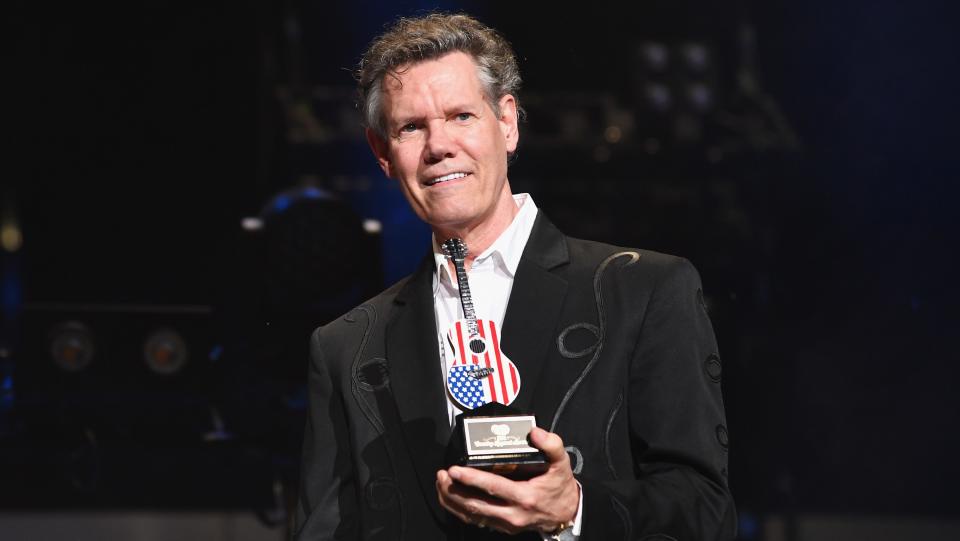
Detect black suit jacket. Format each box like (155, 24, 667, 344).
(293, 213, 736, 541)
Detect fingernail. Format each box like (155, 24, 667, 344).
(449, 467, 463, 481)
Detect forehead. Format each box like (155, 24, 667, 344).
(380, 51, 486, 117)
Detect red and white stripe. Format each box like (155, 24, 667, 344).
(447, 319, 520, 406)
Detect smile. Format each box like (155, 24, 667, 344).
(425, 172, 469, 186)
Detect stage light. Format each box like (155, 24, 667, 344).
(1, 223, 21, 253)
(241, 217, 264, 232)
(644, 83, 673, 112)
(362, 219, 382, 234)
(687, 83, 714, 112)
(49, 321, 95, 373)
(1, 199, 21, 253)
(681, 42, 710, 72)
(639, 42, 670, 72)
(604, 125, 623, 144)
(143, 328, 188, 375)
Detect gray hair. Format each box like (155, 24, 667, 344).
(357, 13, 523, 139)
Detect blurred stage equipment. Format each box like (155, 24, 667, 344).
(236, 181, 382, 382)
(257, 182, 377, 316)
(20, 303, 213, 387)
(143, 327, 189, 375)
(351, 21, 796, 175)
(49, 320, 96, 373)
(634, 39, 717, 120)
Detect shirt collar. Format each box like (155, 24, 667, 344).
(432, 193, 539, 287)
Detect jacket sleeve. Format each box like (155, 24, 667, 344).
(579, 257, 736, 541)
(292, 327, 360, 540)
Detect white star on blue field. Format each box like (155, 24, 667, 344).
(448, 365, 486, 408)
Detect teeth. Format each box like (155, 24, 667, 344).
(428, 172, 467, 185)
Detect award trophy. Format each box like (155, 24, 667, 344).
(441, 238, 547, 479)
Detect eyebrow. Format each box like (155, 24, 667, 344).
(393, 114, 423, 127)
(391, 102, 482, 127)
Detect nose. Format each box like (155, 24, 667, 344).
(423, 121, 456, 163)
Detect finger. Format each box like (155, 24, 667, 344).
(437, 471, 478, 524)
(444, 466, 574, 535)
(443, 469, 527, 526)
(446, 492, 515, 531)
(439, 469, 500, 511)
(447, 468, 552, 533)
(449, 466, 519, 502)
(529, 427, 568, 464)
(437, 470, 475, 515)
(436, 469, 451, 493)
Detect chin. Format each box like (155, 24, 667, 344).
(427, 216, 470, 229)
(423, 208, 478, 229)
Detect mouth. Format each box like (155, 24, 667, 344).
(424, 172, 470, 187)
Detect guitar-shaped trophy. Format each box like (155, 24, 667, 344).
(441, 238, 547, 479)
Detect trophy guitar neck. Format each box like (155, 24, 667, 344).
(441, 238, 486, 355)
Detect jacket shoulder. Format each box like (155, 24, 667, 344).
(310, 276, 409, 359)
(563, 236, 700, 285)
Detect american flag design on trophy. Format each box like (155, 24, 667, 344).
(441, 238, 521, 411)
(445, 319, 520, 410)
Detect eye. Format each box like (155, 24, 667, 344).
(400, 123, 417, 133)
(455, 112, 472, 121)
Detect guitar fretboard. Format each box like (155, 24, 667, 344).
(441, 238, 481, 340)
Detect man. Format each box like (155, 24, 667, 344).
(294, 13, 735, 541)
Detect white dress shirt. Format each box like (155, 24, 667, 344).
(431, 194, 582, 538)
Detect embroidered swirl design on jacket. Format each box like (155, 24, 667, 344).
(347, 305, 407, 531)
(605, 392, 624, 479)
(348, 305, 385, 433)
(550, 251, 639, 432)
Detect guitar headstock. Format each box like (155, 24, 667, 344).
(441, 238, 468, 261)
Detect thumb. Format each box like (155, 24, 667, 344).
(529, 427, 567, 464)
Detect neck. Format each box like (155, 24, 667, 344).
(435, 190, 519, 273)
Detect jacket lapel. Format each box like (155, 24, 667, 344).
(500, 214, 570, 415)
(385, 253, 451, 522)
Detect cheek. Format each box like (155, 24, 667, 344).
(392, 152, 423, 183)
(462, 129, 502, 159)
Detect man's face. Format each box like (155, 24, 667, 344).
(367, 51, 519, 235)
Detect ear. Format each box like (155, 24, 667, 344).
(497, 94, 519, 154)
(365, 128, 394, 178)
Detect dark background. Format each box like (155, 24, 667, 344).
(4, 0, 959, 537)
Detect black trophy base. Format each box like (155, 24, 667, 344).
(445, 402, 548, 480)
